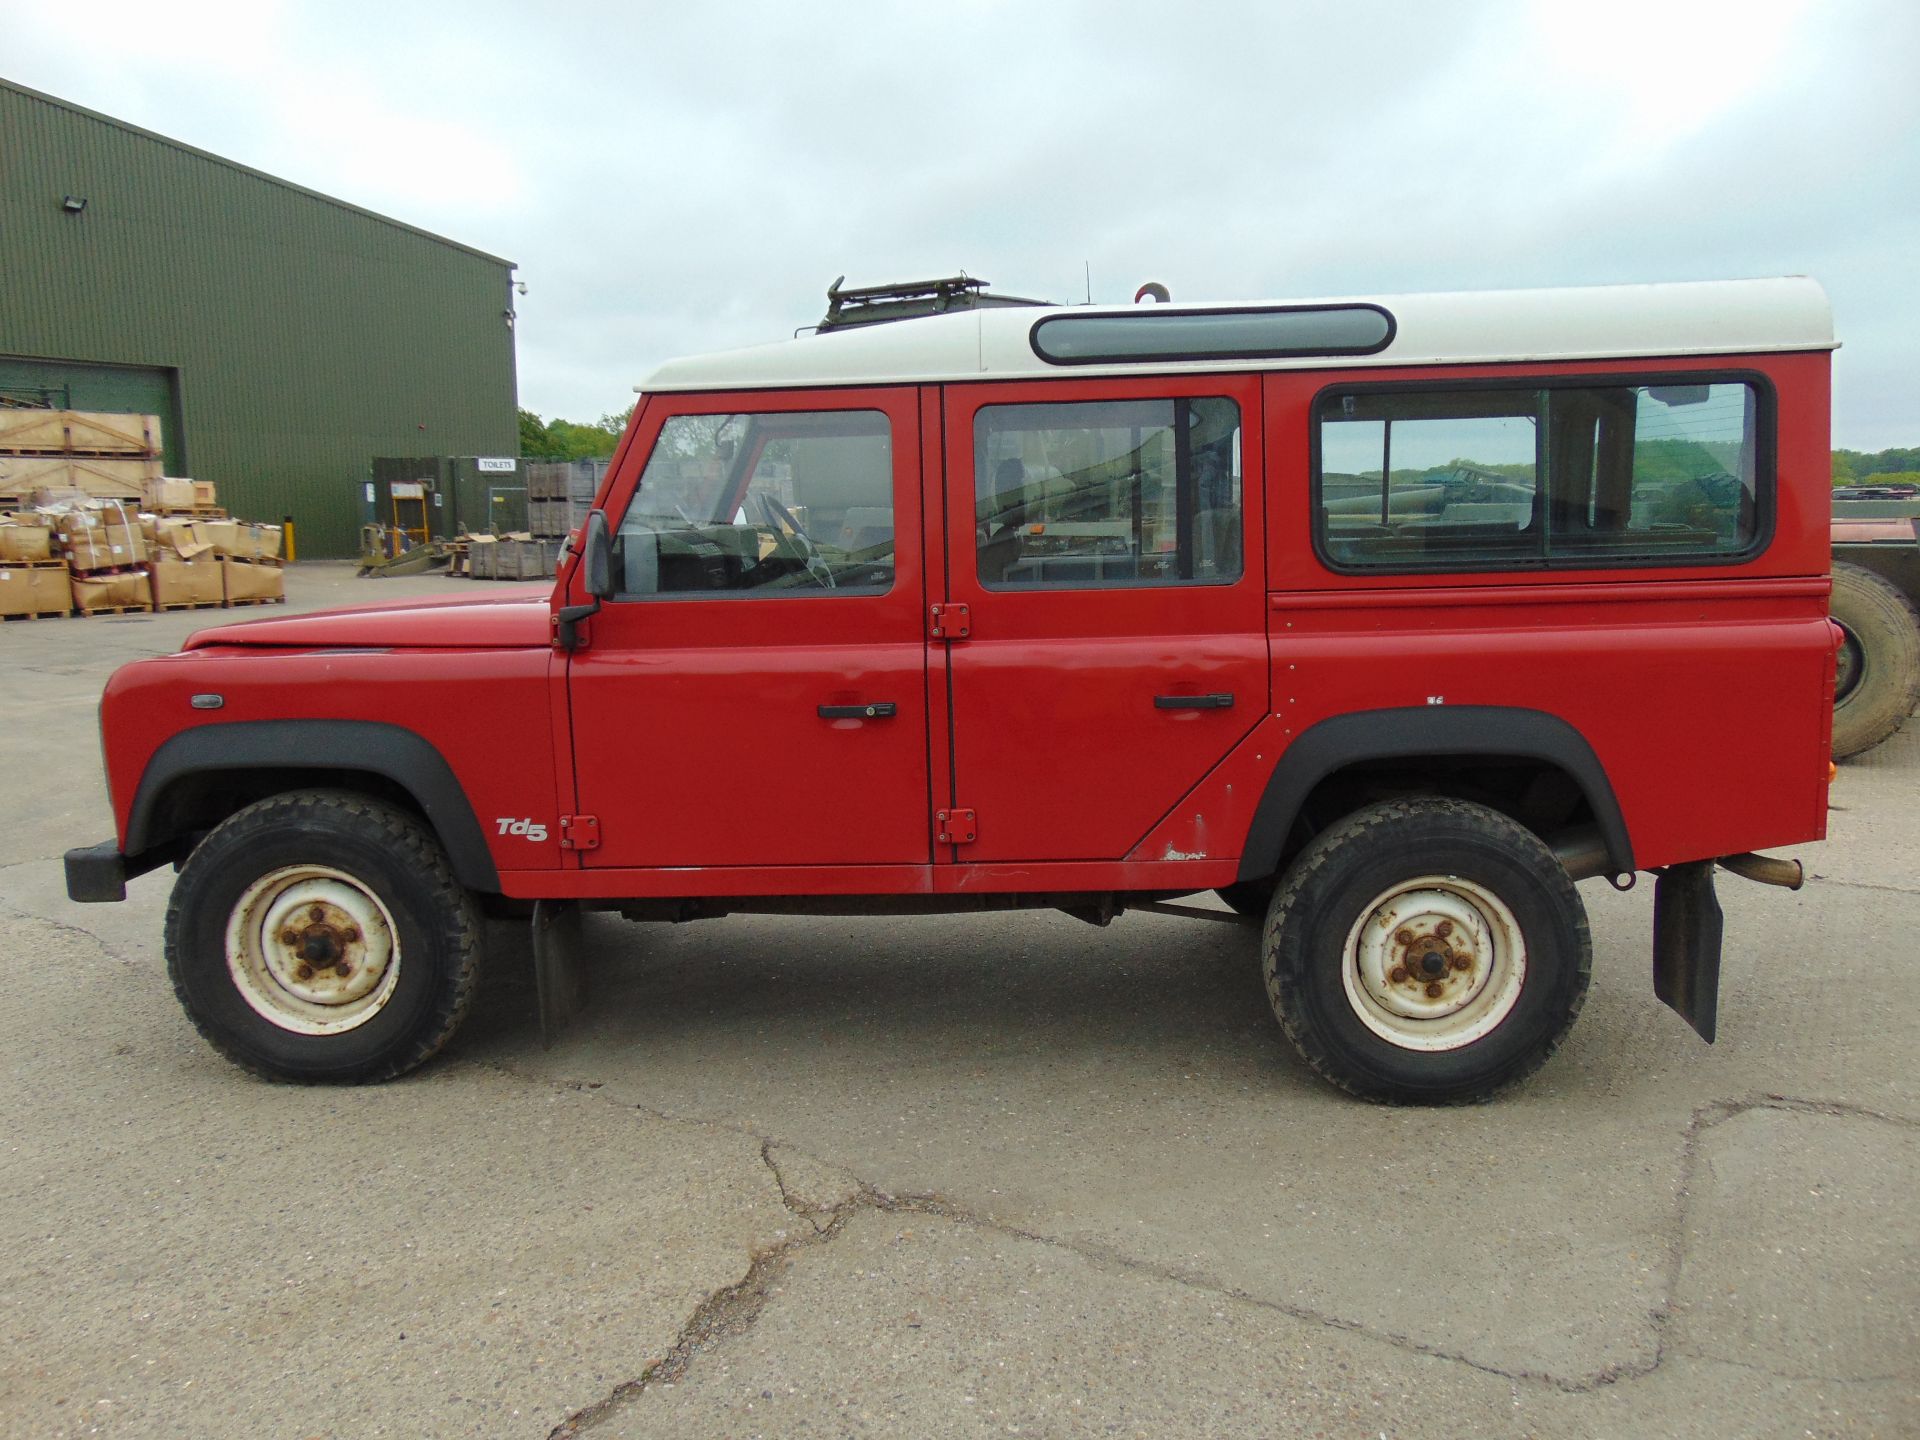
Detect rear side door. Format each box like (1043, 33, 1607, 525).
(568, 387, 931, 870)
(938, 375, 1269, 863)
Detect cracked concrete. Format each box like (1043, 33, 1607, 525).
(1, 564, 1915, 1437)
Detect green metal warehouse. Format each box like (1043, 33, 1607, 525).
(0, 78, 518, 558)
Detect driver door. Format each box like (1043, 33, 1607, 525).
(567, 387, 932, 871)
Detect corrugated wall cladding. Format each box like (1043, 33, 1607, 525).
(0, 81, 518, 557)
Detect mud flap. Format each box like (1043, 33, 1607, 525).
(531, 899, 587, 1049)
(1652, 861, 1723, 1043)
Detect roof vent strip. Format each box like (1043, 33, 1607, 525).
(1031, 304, 1397, 366)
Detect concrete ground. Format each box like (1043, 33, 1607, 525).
(0, 561, 1913, 1439)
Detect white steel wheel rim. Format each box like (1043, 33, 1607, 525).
(1340, 874, 1527, 1052)
(225, 865, 401, 1035)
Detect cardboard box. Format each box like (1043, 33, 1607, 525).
(0, 563, 70, 617)
(0, 520, 53, 563)
(149, 554, 224, 608)
(223, 522, 283, 561)
(222, 557, 285, 605)
(143, 477, 198, 511)
(146, 516, 214, 557)
(57, 518, 148, 573)
(198, 519, 240, 556)
(141, 477, 218, 511)
(70, 568, 150, 614)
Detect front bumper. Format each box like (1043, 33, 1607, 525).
(64, 841, 128, 903)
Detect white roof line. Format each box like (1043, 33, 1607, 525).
(637, 277, 1833, 394)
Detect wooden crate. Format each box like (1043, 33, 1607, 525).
(0, 410, 163, 456)
(0, 455, 157, 502)
(469, 536, 556, 581)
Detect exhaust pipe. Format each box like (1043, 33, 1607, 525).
(1551, 825, 1611, 881)
(1717, 852, 1804, 890)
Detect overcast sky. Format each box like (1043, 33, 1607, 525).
(7, 0, 1917, 448)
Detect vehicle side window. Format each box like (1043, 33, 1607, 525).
(1315, 380, 1765, 571)
(613, 409, 893, 598)
(975, 397, 1243, 589)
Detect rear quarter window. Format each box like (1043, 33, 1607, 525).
(1313, 377, 1770, 572)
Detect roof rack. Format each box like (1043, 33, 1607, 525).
(816, 273, 1053, 333)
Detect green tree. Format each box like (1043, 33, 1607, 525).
(517, 408, 550, 457)
(1833, 446, 1920, 484)
(518, 405, 632, 460)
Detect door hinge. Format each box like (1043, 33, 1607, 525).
(929, 602, 970, 641)
(559, 814, 601, 851)
(935, 807, 977, 845)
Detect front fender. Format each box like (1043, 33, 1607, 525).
(125, 719, 501, 892)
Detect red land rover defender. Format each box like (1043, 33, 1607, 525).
(66, 276, 1837, 1103)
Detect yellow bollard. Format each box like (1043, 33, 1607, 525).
(282, 516, 297, 563)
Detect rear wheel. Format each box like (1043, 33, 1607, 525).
(165, 791, 481, 1083)
(1831, 561, 1920, 759)
(1262, 799, 1590, 1104)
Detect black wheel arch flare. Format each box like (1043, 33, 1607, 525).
(1234, 706, 1634, 885)
(125, 719, 501, 892)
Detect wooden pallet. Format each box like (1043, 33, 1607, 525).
(223, 593, 287, 608)
(150, 505, 229, 519)
(74, 602, 152, 618)
(154, 598, 225, 612)
(0, 606, 72, 621)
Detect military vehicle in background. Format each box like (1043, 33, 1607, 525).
(1830, 482, 1920, 758)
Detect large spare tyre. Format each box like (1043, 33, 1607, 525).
(1831, 561, 1920, 759)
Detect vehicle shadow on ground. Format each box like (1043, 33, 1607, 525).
(460, 907, 1306, 1083)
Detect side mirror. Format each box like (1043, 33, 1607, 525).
(582, 509, 613, 598)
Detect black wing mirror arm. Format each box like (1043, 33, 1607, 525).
(556, 510, 613, 650)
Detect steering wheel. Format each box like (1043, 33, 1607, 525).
(751, 491, 836, 589)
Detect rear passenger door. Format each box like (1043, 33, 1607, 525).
(938, 376, 1269, 863)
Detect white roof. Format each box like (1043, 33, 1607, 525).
(639, 276, 1833, 393)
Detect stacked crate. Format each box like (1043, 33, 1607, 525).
(144, 515, 286, 610)
(467, 459, 602, 581)
(0, 411, 162, 505)
(525, 459, 605, 541)
(0, 513, 70, 620)
(56, 500, 152, 615)
(466, 532, 558, 580)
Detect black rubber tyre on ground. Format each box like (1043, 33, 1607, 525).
(165, 790, 482, 1083)
(1830, 561, 1920, 760)
(1262, 798, 1591, 1104)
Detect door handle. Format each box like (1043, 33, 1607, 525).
(1154, 693, 1235, 710)
(818, 702, 898, 719)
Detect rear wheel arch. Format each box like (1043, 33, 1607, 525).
(1234, 706, 1633, 886)
(125, 720, 500, 893)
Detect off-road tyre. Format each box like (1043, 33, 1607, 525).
(1830, 561, 1920, 760)
(1262, 798, 1590, 1104)
(165, 790, 482, 1083)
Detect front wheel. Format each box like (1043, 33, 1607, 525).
(1262, 799, 1590, 1104)
(165, 791, 482, 1082)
